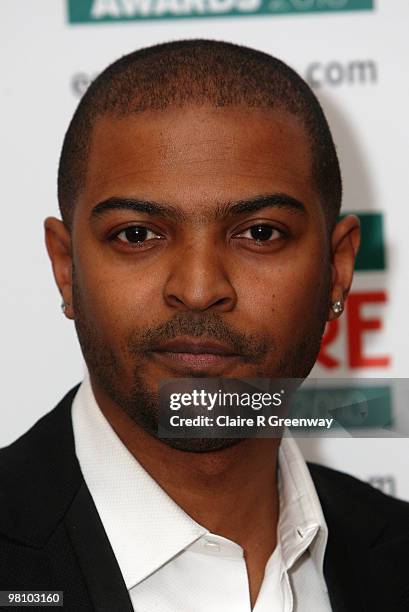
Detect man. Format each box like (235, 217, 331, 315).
(1, 39, 408, 612)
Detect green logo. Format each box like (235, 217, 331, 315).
(67, 0, 373, 24)
(291, 384, 392, 430)
(342, 212, 386, 271)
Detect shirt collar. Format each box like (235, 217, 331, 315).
(277, 433, 328, 587)
(71, 373, 207, 590)
(72, 374, 328, 591)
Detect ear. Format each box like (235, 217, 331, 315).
(328, 214, 361, 321)
(44, 217, 74, 319)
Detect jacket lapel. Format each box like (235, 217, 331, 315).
(321, 522, 366, 612)
(64, 481, 133, 612)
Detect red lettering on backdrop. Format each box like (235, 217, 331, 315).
(347, 291, 390, 368)
(317, 291, 390, 369)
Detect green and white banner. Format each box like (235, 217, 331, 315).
(67, 0, 373, 23)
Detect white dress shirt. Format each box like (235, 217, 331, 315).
(72, 373, 332, 611)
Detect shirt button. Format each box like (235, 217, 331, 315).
(204, 539, 221, 552)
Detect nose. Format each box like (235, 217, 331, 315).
(163, 240, 237, 313)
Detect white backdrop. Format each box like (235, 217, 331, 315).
(1, 0, 408, 498)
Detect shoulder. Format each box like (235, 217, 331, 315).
(308, 461, 409, 538)
(308, 461, 409, 512)
(0, 384, 81, 489)
(0, 384, 82, 546)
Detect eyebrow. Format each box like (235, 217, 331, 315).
(90, 193, 306, 223)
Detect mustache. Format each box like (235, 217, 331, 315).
(126, 312, 269, 363)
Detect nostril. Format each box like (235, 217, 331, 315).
(213, 296, 232, 307)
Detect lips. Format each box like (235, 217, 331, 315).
(153, 337, 237, 355)
(148, 337, 241, 374)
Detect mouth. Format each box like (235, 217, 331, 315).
(148, 337, 242, 374)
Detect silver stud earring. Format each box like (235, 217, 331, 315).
(61, 300, 70, 314)
(331, 300, 344, 315)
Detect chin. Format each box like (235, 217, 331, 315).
(158, 436, 245, 453)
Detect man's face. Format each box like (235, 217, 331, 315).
(68, 105, 332, 441)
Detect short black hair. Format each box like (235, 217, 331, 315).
(58, 39, 342, 230)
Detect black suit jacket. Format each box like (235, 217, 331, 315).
(1, 385, 409, 611)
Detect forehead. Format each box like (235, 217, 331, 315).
(80, 105, 318, 215)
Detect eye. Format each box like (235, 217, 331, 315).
(114, 226, 163, 244)
(235, 224, 283, 243)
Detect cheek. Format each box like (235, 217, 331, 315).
(74, 246, 161, 330)
(236, 248, 330, 335)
